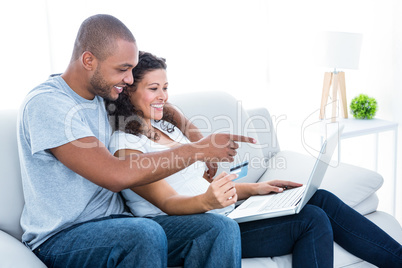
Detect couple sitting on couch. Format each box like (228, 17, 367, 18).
(17, 14, 401, 267)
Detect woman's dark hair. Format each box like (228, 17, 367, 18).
(105, 51, 176, 139)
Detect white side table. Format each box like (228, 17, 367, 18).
(311, 118, 398, 215)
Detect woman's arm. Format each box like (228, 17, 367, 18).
(235, 180, 304, 200)
(164, 102, 203, 142)
(116, 149, 238, 215)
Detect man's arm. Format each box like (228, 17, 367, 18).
(50, 134, 255, 192)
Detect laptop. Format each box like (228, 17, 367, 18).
(227, 125, 343, 223)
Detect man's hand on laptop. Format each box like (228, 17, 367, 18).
(256, 180, 303, 195)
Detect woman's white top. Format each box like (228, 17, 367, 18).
(109, 120, 234, 217)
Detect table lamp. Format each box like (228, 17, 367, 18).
(319, 31, 363, 122)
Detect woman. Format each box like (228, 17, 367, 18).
(106, 51, 402, 267)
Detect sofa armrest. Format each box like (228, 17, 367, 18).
(351, 193, 379, 215)
(0, 110, 25, 240)
(0, 230, 46, 268)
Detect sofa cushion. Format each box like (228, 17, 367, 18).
(258, 151, 383, 211)
(241, 255, 291, 268)
(351, 194, 379, 215)
(0, 110, 24, 240)
(0, 230, 46, 268)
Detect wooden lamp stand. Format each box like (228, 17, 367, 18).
(319, 71, 348, 122)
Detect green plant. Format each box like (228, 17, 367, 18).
(350, 94, 377, 119)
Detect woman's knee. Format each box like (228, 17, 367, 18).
(299, 205, 333, 237)
(310, 189, 339, 205)
(293, 206, 334, 266)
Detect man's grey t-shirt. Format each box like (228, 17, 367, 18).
(17, 75, 127, 250)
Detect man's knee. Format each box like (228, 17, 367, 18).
(117, 217, 167, 250)
(107, 218, 167, 267)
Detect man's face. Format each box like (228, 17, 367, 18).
(90, 39, 138, 100)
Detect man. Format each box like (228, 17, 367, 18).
(18, 14, 254, 267)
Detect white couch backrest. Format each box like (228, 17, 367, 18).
(0, 110, 24, 240)
(245, 107, 281, 160)
(170, 91, 280, 183)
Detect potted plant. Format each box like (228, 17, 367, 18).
(350, 94, 377, 119)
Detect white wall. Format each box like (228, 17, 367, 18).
(1, 0, 401, 222)
(0, 0, 51, 108)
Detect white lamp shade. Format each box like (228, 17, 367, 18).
(320, 31, 363, 70)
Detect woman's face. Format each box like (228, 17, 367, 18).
(129, 69, 168, 121)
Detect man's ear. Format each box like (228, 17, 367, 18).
(81, 51, 97, 71)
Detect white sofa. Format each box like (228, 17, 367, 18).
(0, 91, 401, 267)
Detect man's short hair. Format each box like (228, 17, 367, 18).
(72, 14, 135, 61)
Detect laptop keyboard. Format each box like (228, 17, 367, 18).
(258, 186, 305, 212)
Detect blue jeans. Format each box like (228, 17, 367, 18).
(33, 215, 167, 267)
(33, 213, 241, 268)
(239, 189, 402, 267)
(152, 213, 241, 267)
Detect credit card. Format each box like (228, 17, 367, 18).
(230, 161, 249, 181)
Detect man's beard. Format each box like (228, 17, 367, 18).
(90, 66, 115, 100)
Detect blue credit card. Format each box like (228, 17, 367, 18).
(230, 161, 249, 181)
